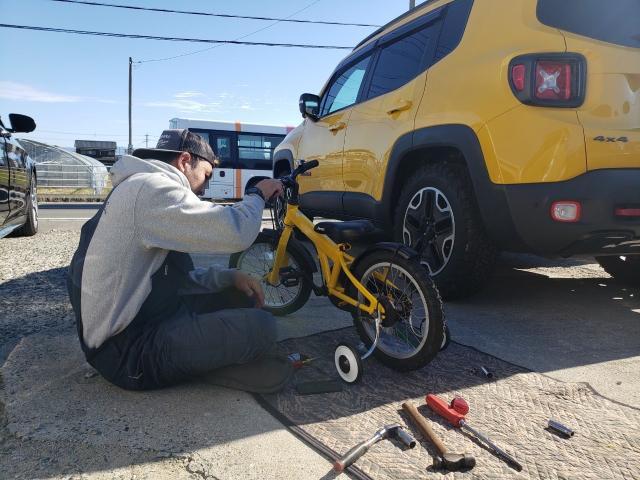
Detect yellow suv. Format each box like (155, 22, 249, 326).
(273, 0, 640, 298)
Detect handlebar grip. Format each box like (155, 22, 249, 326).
(297, 159, 319, 175)
(426, 394, 465, 427)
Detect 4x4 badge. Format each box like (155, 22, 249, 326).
(593, 136, 628, 143)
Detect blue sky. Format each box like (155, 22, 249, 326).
(0, 0, 424, 149)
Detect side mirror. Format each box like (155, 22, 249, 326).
(298, 93, 320, 121)
(8, 114, 36, 133)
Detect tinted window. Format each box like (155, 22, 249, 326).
(6, 145, 24, 168)
(435, 0, 473, 61)
(366, 21, 440, 99)
(238, 134, 284, 170)
(321, 55, 371, 116)
(537, 0, 640, 49)
(213, 136, 233, 167)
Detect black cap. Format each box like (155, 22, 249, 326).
(132, 129, 217, 166)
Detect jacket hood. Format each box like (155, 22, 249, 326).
(110, 155, 189, 188)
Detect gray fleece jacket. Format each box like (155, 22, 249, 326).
(77, 155, 264, 349)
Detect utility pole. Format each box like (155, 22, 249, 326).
(409, 0, 415, 9)
(128, 57, 133, 154)
(145, 134, 149, 148)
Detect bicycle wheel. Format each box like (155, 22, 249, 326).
(229, 232, 312, 316)
(350, 250, 445, 371)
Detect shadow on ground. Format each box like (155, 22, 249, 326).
(1, 253, 639, 477)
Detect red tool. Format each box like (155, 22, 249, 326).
(426, 394, 523, 472)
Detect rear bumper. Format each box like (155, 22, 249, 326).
(499, 169, 640, 256)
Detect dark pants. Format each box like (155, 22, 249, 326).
(90, 283, 277, 391)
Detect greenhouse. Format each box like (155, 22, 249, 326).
(17, 138, 110, 194)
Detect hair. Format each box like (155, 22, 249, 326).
(154, 150, 218, 167)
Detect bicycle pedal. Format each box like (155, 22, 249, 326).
(282, 278, 300, 287)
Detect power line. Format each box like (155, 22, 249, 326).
(138, 0, 322, 63)
(0, 23, 353, 49)
(48, 0, 381, 28)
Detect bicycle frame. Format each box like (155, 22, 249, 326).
(266, 203, 383, 316)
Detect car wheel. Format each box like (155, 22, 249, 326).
(595, 255, 640, 286)
(15, 174, 38, 237)
(394, 162, 496, 299)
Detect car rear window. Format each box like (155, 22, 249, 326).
(537, 0, 640, 49)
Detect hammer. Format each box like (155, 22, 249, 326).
(333, 423, 416, 472)
(402, 401, 476, 472)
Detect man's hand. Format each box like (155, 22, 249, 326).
(233, 271, 265, 308)
(255, 179, 284, 201)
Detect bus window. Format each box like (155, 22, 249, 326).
(213, 136, 234, 168)
(238, 134, 283, 170)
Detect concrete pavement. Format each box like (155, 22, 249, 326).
(2, 222, 639, 478)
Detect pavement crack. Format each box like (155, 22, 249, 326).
(181, 453, 220, 480)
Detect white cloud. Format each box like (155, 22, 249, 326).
(0, 81, 81, 103)
(143, 99, 221, 112)
(143, 91, 256, 114)
(174, 91, 205, 99)
(0, 81, 116, 104)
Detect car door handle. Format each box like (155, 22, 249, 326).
(328, 122, 346, 132)
(387, 100, 413, 115)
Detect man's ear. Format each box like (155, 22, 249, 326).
(172, 152, 191, 173)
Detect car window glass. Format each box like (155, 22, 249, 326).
(0, 140, 5, 167)
(321, 55, 371, 116)
(435, 0, 473, 61)
(537, 0, 640, 49)
(6, 145, 23, 168)
(238, 133, 284, 170)
(367, 21, 439, 100)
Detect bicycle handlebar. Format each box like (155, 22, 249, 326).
(292, 159, 319, 178)
(280, 160, 319, 188)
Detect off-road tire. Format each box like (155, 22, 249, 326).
(229, 232, 312, 316)
(394, 162, 496, 300)
(595, 255, 640, 286)
(350, 250, 445, 371)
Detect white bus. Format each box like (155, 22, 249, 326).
(169, 118, 293, 200)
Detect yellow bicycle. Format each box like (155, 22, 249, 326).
(230, 161, 446, 381)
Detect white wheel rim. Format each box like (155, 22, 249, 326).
(358, 262, 430, 359)
(334, 345, 360, 383)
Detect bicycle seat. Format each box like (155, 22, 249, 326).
(314, 220, 380, 244)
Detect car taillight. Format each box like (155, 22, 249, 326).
(509, 53, 586, 108)
(511, 64, 526, 92)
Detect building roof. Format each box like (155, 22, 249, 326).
(74, 140, 117, 149)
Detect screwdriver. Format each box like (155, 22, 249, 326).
(426, 394, 523, 472)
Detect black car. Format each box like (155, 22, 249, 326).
(1, 114, 38, 238)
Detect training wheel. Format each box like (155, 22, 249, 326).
(334, 343, 363, 384)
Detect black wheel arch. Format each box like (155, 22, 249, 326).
(273, 149, 294, 177)
(381, 124, 524, 250)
